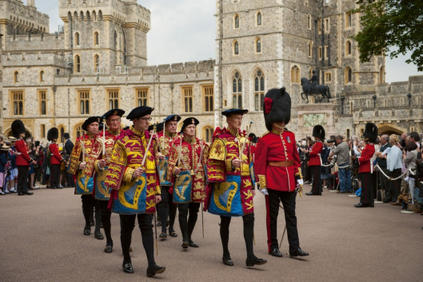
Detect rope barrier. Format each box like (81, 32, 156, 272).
(374, 164, 415, 181)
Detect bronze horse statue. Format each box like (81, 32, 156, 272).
(301, 78, 331, 103)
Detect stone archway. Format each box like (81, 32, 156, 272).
(377, 123, 406, 135)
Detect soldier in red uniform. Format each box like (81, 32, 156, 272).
(156, 114, 181, 240)
(206, 109, 266, 267)
(353, 122, 377, 208)
(48, 127, 63, 189)
(11, 120, 35, 196)
(306, 125, 325, 196)
(255, 88, 309, 258)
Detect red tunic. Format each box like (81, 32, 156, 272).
(358, 143, 375, 174)
(15, 139, 31, 166)
(49, 143, 62, 165)
(254, 131, 300, 192)
(308, 141, 323, 167)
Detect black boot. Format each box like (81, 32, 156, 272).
(178, 205, 189, 248)
(246, 256, 267, 267)
(122, 260, 134, 273)
(220, 216, 232, 265)
(146, 264, 166, 277)
(94, 202, 104, 239)
(83, 225, 91, 236)
(104, 240, 113, 253)
(187, 204, 199, 248)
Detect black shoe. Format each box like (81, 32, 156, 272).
(306, 192, 320, 196)
(354, 203, 370, 208)
(181, 241, 189, 249)
(290, 248, 309, 257)
(159, 232, 167, 241)
(24, 191, 33, 195)
(18, 192, 24, 196)
(122, 261, 134, 273)
(169, 230, 177, 237)
(246, 256, 267, 267)
(83, 226, 91, 236)
(104, 241, 113, 253)
(94, 229, 104, 240)
(269, 247, 283, 257)
(189, 240, 199, 248)
(146, 264, 166, 277)
(222, 256, 234, 266)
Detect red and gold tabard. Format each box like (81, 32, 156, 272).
(205, 127, 254, 215)
(167, 135, 209, 203)
(104, 127, 161, 214)
(68, 134, 102, 195)
(94, 130, 120, 201)
(155, 131, 177, 186)
(254, 130, 301, 192)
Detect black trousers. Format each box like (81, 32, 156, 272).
(81, 194, 95, 228)
(310, 165, 322, 195)
(120, 214, 155, 267)
(266, 189, 300, 253)
(359, 172, 375, 205)
(50, 164, 60, 188)
(388, 169, 402, 202)
(157, 186, 171, 233)
(96, 200, 112, 244)
(220, 213, 255, 259)
(17, 166, 29, 194)
(178, 202, 200, 242)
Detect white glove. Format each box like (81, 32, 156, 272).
(297, 179, 304, 186)
(260, 188, 269, 196)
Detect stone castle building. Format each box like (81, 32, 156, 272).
(0, 0, 421, 143)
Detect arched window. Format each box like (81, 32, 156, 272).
(74, 32, 80, 46)
(255, 37, 262, 53)
(14, 71, 19, 83)
(39, 70, 44, 82)
(114, 30, 118, 49)
(291, 65, 300, 83)
(94, 31, 99, 45)
(232, 72, 242, 108)
(98, 10, 103, 20)
(379, 66, 385, 84)
(256, 12, 262, 26)
(254, 70, 265, 111)
(345, 66, 352, 83)
(74, 55, 81, 73)
(94, 54, 99, 72)
(346, 40, 352, 56)
(203, 126, 214, 143)
(234, 14, 240, 29)
(92, 11, 96, 21)
(233, 40, 239, 55)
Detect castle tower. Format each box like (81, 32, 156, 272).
(59, 0, 150, 75)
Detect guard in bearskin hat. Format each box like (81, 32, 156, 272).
(12, 120, 35, 195)
(353, 122, 378, 207)
(47, 127, 63, 189)
(255, 88, 309, 258)
(306, 125, 325, 196)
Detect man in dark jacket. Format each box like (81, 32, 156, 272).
(63, 133, 74, 187)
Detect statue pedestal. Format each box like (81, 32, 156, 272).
(295, 103, 338, 140)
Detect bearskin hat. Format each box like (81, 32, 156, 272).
(11, 120, 25, 138)
(363, 122, 378, 143)
(312, 125, 325, 140)
(263, 87, 291, 132)
(47, 127, 59, 141)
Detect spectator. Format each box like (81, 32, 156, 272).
(63, 133, 75, 187)
(376, 135, 391, 201)
(329, 135, 352, 193)
(404, 142, 418, 206)
(7, 137, 18, 193)
(27, 137, 36, 190)
(0, 143, 8, 195)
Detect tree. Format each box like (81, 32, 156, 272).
(354, 0, 423, 71)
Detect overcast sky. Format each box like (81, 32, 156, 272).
(37, 0, 420, 83)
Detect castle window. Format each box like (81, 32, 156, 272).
(318, 18, 322, 34)
(108, 89, 119, 110)
(344, 67, 352, 83)
(74, 32, 80, 46)
(324, 17, 330, 33)
(232, 72, 242, 108)
(74, 55, 81, 73)
(94, 54, 99, 72)
(256, 12, 262, 26)
(234, 14, 240, 29)
(324, 45, 329, 60)
(203, 126, 214, 144)
(14, 71, 19, 83)
(79, 90, 90, 114)
(136, 88, 149, 106)
(345, 11, 352, 28)
(307, 15, 312, 30)
(41, 124, 46, 139)
(182, 86, 193, 113)
(39, 90, 47, 115)
(255, 38, 262, 53)
(203, 85, 214, 112)
(346, 40, 352, 56)
(325, 72, 332, 83)
(233, 40, 239, 55)
(94, 31, 99, 45)
(11, 91, 24, 116)
(318, 47, 322, 60)
(291, 65, 300, 83)
(39, 71, 44, 82)
(254, 70, 265, 111)
(308, 41, 313, 57)
(379, 66, 385, 84)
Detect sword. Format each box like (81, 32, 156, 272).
(201, 202, 204, 238)
(278, 203, 287, 249)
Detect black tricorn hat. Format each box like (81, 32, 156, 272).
(82, 116, 101, 131)
(47, 127, 59, 141)
(164, 114, 181, 123)
(312, 125, 325, 140)
(127, 106, 154, 121)
(11, 120, 25, 138)
(102, 109, 125, 120)
(263, 88, 291, 131)
(363, 122, 378, 143)
(222, 108, 248, 117)
(181, 117, 199, 132)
